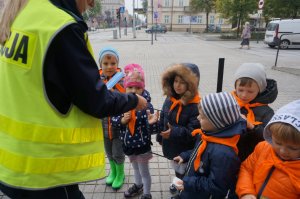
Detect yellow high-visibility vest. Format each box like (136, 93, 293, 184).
(0, 0, 105, 189)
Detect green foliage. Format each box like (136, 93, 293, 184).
(263, 0, 300, 20)
(83, 0, 102, 21)
(190, 0, 216, 32)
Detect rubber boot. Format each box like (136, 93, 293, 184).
(106, 160, 116, 186)
(112, 162, 125, 190)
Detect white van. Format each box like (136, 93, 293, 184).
(264, 19, 300, 49)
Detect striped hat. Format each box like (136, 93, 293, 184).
(201, 92, 241, 129)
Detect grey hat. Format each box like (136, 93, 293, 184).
(264, 100, 300, 144)
(234, 63, 267, 93)
(201, 92, 241, 129)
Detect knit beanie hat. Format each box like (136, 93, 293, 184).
(98, 47, 119, 66)
(201, 92, 241, 129)
(123, 63, 145, 89)
(234, 63, 267, 93)
(264, 100, 300, 144)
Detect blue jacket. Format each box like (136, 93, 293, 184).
(156, 97, 200, 159)
(111, 90, 158, 155)
(178, 119, 246, 199)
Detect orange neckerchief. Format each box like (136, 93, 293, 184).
(99, 69, 125, 139)
(192, 129, 240, 171)
(169, 94, 201, 123)
(253, 147, 300, 192)
(231, 91, 266, 126)
(128, 110, 136, 136)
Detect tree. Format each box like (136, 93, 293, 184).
(216, 0, 256, 36)
(190, 0, 216, 32)
(263, 0, 300, 21)
(83, 0, 102, 21)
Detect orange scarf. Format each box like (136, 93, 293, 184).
(192, 129, 240, 171)
(231, 91, 265, 126)
(253, 147, 300, 192)
(169, 94, 201, 123)
(128, 110, 136, 136)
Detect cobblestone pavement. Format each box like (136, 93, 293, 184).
(1, 30, 299, 199)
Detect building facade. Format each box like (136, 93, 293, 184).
(101, 0, 125, 24)
(146, 0, 231, 32)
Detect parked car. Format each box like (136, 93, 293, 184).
(264, 19, 300, 49)
(145, 24, 167, 33)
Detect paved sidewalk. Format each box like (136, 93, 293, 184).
(1, 30, 300, 199)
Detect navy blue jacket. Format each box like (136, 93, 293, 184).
(156, 97, 200, 159)
(178, 119, 246, 199)
(111, 90, 158, 155)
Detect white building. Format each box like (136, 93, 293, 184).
(146, 0, 231, 32)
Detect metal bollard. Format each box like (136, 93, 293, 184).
(113, 30, 118, 39)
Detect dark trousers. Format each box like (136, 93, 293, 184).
(0, 183, 85, 199)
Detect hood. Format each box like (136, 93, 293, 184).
(204, 118, 247, 138)
(161, 63, 200, 104)
(50, 0, 87, 31)
(252, 79, 278, 104)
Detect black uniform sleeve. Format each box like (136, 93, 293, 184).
(44, 24, 138, 118)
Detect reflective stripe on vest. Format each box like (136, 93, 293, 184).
(0, 0, 105, 189)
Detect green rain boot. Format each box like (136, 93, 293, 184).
(112, 162, 125, 190)
(106, 160, 116, 186)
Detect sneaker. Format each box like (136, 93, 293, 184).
(140, 194, 152, 199)
(124, 184, 143, 198)
(169, 184, 177, 194)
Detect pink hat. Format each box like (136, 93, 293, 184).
(123, 64, 145, 89)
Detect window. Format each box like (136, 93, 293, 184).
(209, 16, 215, 24)
(179, 0, 184, 7)
(164, 0, 170, 7)
(164, 15, 170, 24)
(196, 16, 202, 24)
(178, 15, 183, 24)
(218, 18, 224, 24)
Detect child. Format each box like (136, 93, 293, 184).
(232, 63, 278, 162)
(236, 100, 300, 199)
(173, 92, 246, 199)
(98, 47, 126, 189)
(157, 63, 201, 194)
(111, 64, 159, 199)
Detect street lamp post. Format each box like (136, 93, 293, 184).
(133, 0, 136, 38)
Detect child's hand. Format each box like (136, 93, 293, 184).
(121, 111, 131, 124)
(173, 156, 183, 164)
(160, 123, 172, 139)
(147, 110, 159, 124)
(172, 177, 184, 191)
(240, 194, 256, 199)
(241, 114, 254, 130)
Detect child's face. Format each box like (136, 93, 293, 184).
(126, 86, 144, 95)
(173, 76, 188, 95)
(198, 107, 217, 132)
(272, 135, 300, 161)
(100, 55, 118, 77)
(235, 80, 260, 103)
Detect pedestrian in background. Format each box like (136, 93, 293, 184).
(111, 64, 159, 199)
(98, 47, 126, 190)
(231, 63, 278, 162)
(240, 22, 251, 49)
(157, 63, 201, 196)
(0, 0, 146, 198)
(236, 100, 300, 199)
(173, 92, 246, 199)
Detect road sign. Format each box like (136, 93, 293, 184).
(154, 11, 158, 19)
(119, 6, 125, 13)
(258, 0, 264, 9)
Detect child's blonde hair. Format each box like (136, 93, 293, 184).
(269, 122, 300, 145)
(0, 0, 28, 45)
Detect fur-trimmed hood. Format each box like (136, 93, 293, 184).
(161, 63, 200, 104)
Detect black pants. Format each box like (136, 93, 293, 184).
(0, 183, 85, 199)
